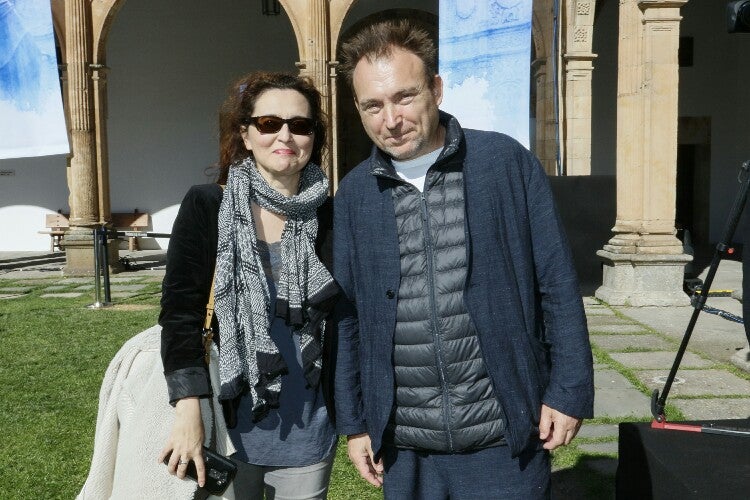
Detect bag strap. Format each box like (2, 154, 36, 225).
(202, 273, 216, 365)
(203, 184, 225, 365)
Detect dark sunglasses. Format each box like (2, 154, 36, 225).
(246, 115, 315, 135)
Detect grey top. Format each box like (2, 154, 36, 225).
(228, 240, 336, 466)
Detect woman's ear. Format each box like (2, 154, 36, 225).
(240, 126, 252, 151)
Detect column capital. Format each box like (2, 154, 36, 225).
(89, 64, 109, 82)
(638, 0, 689, 11)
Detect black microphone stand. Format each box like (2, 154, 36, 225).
(650, 160, 750, 436)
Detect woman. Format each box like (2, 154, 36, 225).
(158, 72, 339, 499)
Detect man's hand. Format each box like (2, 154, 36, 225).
(347, 433, 384, 487)
(538, 404, 582, 450)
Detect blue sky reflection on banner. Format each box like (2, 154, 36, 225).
(439, 0, 532, 148)
(0, 0, 69, 159)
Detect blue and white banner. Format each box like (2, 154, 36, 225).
(439, 0, 532, 147)
(0, 0, 69, 159)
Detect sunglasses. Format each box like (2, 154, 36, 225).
(246, 115, 315, 135)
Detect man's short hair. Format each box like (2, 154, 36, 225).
(338, 19, 437, 91)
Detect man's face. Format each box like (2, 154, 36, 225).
(351, 47, 444, 161)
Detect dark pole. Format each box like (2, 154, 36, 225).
(100, 225, 112, 303)
(89, 227, 102, 308)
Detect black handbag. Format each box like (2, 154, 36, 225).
(176, 447, 237, 496)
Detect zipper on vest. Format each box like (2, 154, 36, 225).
(420, 190, 454, 452)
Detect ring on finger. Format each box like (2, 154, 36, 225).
(178, 459, 190, 465)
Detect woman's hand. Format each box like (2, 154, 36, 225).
(158, 397, 207, 487)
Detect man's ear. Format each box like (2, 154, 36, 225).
(432, 74, 444, 106)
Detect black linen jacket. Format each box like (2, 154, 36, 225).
(159, 183, 337, 424)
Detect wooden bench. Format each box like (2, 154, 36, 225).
(111, 211, 150, 251)
(40, 210, 150, 252)
(39, 213, 69, 251)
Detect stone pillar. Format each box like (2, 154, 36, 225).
(531, 0, 558, 175)
(91, 65, 110, 223)
(92, 64, 121, 271)
(596, 0, 691, 306)
(329, 0, 356, 190)
(294, 0, 333, 181)
(532, 59, 551, 175)
(63, 0, 100, 275)
(563, 0, 597, 175)
(329, 61, 340, 191)
(532, 58, 559, 176)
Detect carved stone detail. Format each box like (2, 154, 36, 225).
(577, 2, 592, 15)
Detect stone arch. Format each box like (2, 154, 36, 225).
(50, 0, 125, 64)
(50, 0, 65, 60)
(92, 0, 127, 64)
(531, 6, 546, 61)
(278, 0, 305, 65)
(330, 0, 358, 56)
(334, 8, 438, 182)
(530, 0, 557, 173)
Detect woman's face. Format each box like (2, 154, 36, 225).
(240, 89, 315, 186)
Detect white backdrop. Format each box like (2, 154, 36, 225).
(438, 0, 533, 147)
(0, 0, 68, 159)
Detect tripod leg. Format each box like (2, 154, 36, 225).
(652, 161, 750, 421)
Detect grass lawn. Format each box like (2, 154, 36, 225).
(0, 275, 385, 499)
(0, 272, 642, 499)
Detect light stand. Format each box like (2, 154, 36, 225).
(650, 160, 750, 436)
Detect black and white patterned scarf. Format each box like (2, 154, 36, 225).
(214, 156, 337, 421)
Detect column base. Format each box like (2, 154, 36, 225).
(595, 249, 692, 306)
(62, 228, 123, 276)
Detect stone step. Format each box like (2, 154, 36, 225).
(0, 253, 65, 270)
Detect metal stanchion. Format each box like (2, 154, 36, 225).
(87, 226, 112, 309)
(100, 226, 112, 303)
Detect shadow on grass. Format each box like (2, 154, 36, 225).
(552, 454, 617, 500)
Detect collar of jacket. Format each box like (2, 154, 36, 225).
(368, 110, 465, 180)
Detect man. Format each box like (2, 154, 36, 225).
(333, 19, 594, 499)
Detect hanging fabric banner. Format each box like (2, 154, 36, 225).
(439, 0, 533, 148)
(0, 0, 69, 159)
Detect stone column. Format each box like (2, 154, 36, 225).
(563, 0, 597, 175)
(294, 0, 333, 181)
(532, 59, 551, 175)
(92, 64, 122, 271)
(91, 65, 110, 223)
(596, 0, 691, 306)
(329, 61, 340, 191)
(63, 0, 100, 275)
(532, 58, 559, 176)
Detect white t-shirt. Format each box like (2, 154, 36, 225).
(391, 148, 442, 193)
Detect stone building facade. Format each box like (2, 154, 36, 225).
(41, 0, 744, 307)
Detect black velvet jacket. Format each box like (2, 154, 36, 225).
(159, 183, 336, 423)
